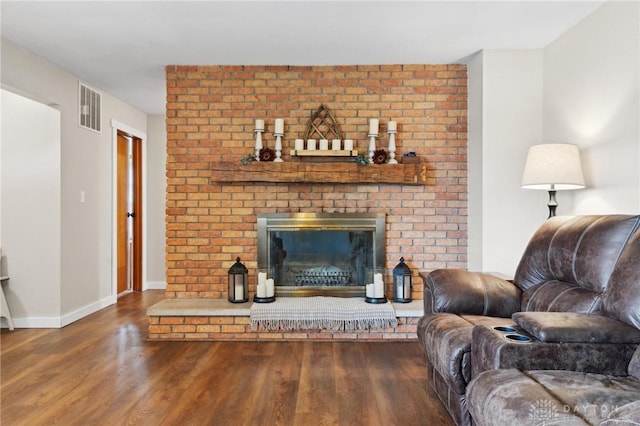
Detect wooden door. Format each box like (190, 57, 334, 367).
(116, 131, 143, 295)
(131, 135, 142, 292)
(116, 132, 129, 294)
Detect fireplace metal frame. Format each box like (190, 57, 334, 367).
(257, 212, 385, 297)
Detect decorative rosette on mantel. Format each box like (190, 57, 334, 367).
(372, 149, 388, 165)
(259, 147, 276, 162)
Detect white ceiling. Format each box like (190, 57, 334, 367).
(1, 1, 605, 115)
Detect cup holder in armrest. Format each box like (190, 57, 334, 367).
(493, 326, 518, 333)
(505, 334, 533, 343)
(490, 325, 534, 343)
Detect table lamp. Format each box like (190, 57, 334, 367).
(521, 143, 585, 218)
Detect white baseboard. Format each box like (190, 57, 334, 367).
(0, 295, 116, 329)
(61, 295, 115, 327)
(2, 316, 62, 328)
(144, 281, 166, 290)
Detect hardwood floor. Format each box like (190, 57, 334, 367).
(1, 291, 453, 426)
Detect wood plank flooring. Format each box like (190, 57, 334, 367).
(1, 291, 453, 426)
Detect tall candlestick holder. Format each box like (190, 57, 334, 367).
(387, 128, 398, 164)
(368, 133, 378, 164)
(273, 131, 284, 162)
(254, 127, 264, 161)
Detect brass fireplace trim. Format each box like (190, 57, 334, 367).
(257, 212, 386, 297)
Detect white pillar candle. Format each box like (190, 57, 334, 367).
(344, 139, 353, 151)
(387, 120, 397, 132)
(366, 283, 374, 298)
(258, 272, 267, 287)
(374, 282, 384, 298)
(319, 139, 329, 150)
(332, 139, 341, 150)
(266, 278, 275, 297)
(274, 118, 284, 134)
(255, 119, 264, 131)
(294, 139, 304, 151)
(235, 282, 245, 301)
(374, 273, 384, 298)
(369, 119, 379, 135)
(307, 139, 316, 150)
(256, 283, 266, 298)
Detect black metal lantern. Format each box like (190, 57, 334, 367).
(228, 257, 249, 303)
(393, 257, 412, 303)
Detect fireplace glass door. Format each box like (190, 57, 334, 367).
(257, 213, 385, 297)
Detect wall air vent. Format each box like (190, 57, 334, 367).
(78, 82, 102, 133)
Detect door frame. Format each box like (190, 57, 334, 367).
(110, 119, 147, 299)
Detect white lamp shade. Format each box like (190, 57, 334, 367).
(521, 144, 585, 190)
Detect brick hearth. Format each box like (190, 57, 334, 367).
(148, 299, 423, 341)
(150, 64, 468, 341)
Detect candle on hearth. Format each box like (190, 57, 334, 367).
(266, 278, 275, 297)
(366, 283, 374, 298)
(255, 119, 265, 131)
(235, 282, 245, 301)
(369, 119, 379, 135)
(307, 139, 316, 150)
(332, 139, 341, 150)
(258, 272, 267, 287)
(374, 273, 384, 298)
(344, 139, 353, 151)
(275, 118, 284, 134)
(295, 139, 304, 151)
(256, 283, 266, 298)
(387, 120, 397, 132)
(319, 139, 329, 150)
(374, 281, 384, 298)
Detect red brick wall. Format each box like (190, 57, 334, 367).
(165, 65, 467, 300)
(148, 315, 419, 341)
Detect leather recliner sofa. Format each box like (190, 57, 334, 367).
(416, 215, 640, 426)
(466, 343, 640, 425)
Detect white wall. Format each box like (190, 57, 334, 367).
(544, 0, 640, 214)
(467, 53, 484, 271)
(467, 50, 545, 275)
(1, 90, 62, 325)
(1, 39, 148, 326)
(145, 115, 167, 289)
(468, 1, 639, 275)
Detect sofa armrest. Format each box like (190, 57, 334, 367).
(471, 324, 638, 378)
(421, 269, 521, 316)
(513, 312, 640, 344)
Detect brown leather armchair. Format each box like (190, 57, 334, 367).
(417, 215, 640, 426)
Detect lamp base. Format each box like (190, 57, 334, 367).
(547, 190, 558, 218)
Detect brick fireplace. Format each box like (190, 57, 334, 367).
(150, 64, 468, 341)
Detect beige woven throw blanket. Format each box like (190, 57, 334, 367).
(250, 296, 398, 331)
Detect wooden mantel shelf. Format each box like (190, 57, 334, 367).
(209, 162, 429, 185)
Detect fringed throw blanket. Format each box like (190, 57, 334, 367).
(250, 296, 398, 331)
